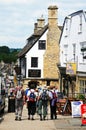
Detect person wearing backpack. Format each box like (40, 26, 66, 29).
(38, 88, 49, 121)
(27, 89, 37, 120)
(15, 84, 25, 121)
(49, 87, 58, 120)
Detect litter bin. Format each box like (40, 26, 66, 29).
(8, 96, 15, 112)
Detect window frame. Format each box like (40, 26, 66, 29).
(79, 80, 86, 93)
(38, 40, 46, 50)
(31, 57, 38, 67)
(64, 44, 68, 62)
(78, 14, 82, 33)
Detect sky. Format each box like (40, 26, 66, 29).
(0, 0, 86, 49)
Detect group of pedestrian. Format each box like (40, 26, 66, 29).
(13, 84, 58, 121)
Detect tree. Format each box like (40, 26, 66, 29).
(0, 46, 20, 63)
(0, 46, 10, 54)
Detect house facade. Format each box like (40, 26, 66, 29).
(18, 6, 62, 89)
(59, 10, 86, 97)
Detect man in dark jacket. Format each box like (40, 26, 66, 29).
(49, 87, 58, 120)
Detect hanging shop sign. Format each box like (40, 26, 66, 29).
(71, 101, 83, 117)
(81, 104, 86, 125)
(66, 63, 77, 75)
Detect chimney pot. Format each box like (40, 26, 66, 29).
(37, 16, 45, 30)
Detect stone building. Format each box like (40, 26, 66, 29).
(18, 5, 62, 89)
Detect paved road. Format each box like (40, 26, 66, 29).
(0, 99, 86, 130)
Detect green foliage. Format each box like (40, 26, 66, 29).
(0, 46, 20, 63)
(0, 46, 10, 54)
(76, 94, 85, 100)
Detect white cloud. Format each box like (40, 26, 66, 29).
(0, 35, 26, 48)
(0, 0, 35, 4)
(0, 0, 86, 48)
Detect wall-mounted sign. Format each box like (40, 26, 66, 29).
(28, 69, 41, 77)
(66, 63, 77, 75)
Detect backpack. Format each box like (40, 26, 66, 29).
(52, 91, 57, 99)
(29, 92, 36, 102)
(41, 90, 48, 101)
(51, 98, 57, 106)
(16, 90, 23, 99)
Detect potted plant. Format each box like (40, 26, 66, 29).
(76, 94, 85, 103)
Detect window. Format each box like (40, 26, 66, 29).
(72, 44, 76, 62)
(38, 40, 46, 50)
(65, 19, 68, 37)
(80, 42, 86, 49)
(78, 14, 82, 33)
(64, 44, 68, 62)
(31, 57, 38, 67)
(80, 80, 86, 93)
(80, 42, 86, 61)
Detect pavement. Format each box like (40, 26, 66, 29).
(0, 98, 86, 130)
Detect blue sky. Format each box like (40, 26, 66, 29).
(0, 0, 86, 48)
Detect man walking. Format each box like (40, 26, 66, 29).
(49, 87, 58, 120)
(15, 84, 25, 121)
(38, 87, 49, 120)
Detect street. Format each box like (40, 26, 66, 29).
(0, 98, 86, 130)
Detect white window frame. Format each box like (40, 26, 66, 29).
(79, 80, 86, 94)
(65, 19, 68, 37)
(64, 44, 68, 62)
(80, 42, 86, 62)
(72, 43, 76, 62)
(78, 14, 82, 33)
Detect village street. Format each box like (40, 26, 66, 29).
(0, 98, 86, 130)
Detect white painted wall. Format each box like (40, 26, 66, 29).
(60, 11, 86, 72)
(25, 30, 48, 78)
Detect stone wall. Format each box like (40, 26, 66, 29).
(43, 5, 61, 79)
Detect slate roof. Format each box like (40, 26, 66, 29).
(18, 24, 62, 58)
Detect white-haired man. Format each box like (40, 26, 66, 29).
(15, 84, 25, 121)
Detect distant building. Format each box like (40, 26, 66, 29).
(18, 5, 62, 89)
(59, 10, 86, 96)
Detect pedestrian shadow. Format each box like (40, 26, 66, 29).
(21, 116, 50, 121)
(0, 116, 4, 123)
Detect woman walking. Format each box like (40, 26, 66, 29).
(27, 89, 37, 120)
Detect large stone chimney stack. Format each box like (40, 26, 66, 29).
(43, 5, 61, 81)
(48, 5, 58, 27)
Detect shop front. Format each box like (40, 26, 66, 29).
(58, 63, 76, 98)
